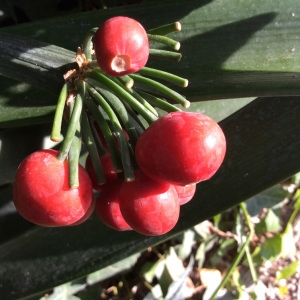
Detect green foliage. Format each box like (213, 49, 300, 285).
(0, 0, 300, 299)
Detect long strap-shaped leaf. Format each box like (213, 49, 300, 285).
(0, 0, 300, 127)
(0, 32, 75, 93)
(0, 97, 300, 299)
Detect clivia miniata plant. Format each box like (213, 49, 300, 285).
(13, 16, 226, 236)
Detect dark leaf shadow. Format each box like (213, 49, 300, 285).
(147, 12, 285, 100)
(1, 96, 300, 300)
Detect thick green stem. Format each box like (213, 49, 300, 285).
(57, 80, 84, 162)
(82, 27, 97, 61)
(148, 34, 180, 50)
(118, 75, 134, 89)
(137, 90, 181, 113)
(93, 85, 144, 144)
(130, 73, 190, 108)
(68, 121, 81, 188)
(81, 109, 106, 186)
(87, 85, 135, 181)
(83, 70, 158, 124)
(147, 22, 181, 35)
(149, 49, 182, 61)
(84, 96, 123, 173)
(111, 76, 159, 118)
(51, 83, 68, 142)
(138, 67, 188, 87)
(210, 202, 255, 300)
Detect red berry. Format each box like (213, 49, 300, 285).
(69, 198, 96, 226)
(85, 153, 118, 191)
(96, 179, 132, 231)
(13, 149, 93, 227)
(173, 183, 196, 205)
(135, 111, 226, 185)
(94, 16, 149, 76)
(119, 170, 180, 236)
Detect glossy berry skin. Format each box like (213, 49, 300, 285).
(119, 170, 180, 236)
(13, 149, 93, 227)
(94, 16, 149, 76)
(135, 111, 226, 186)
(174, 183, 196, 205)
(70, 199, 96, 226)
(96, 179, 132, 231)
(85, 153, 118, 191)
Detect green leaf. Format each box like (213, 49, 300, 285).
(264, 209, 281, 233)
(1, 1, 300, 299)
(276, 261, 300, 281)
(245, 185, 287, 217)
(260, 234, 282, 261)
(281, 223, 296, 258)
(1, 0, 300, 126)
(1, 96, 300, 300)
(39, 281, 84, 300)
(86, 253, 140, 285)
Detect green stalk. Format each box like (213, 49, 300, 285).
(81, 109, 106, 186)
(83, 70, 158, 124)
(137, 90, 181, 113)
(210, 202, 255, 300)
(57, 80, 84, 162)
(82, 27, 97, 61)
(147, 22, 181, 35)
(50, 82, 68, 142)
(130, 73, 190, 108)
(87, 85, 135, 181)
(88, 117, 108, 157)
(68, 119, 81, 188)
(87, 77, 146, 135)
(111, 76, 159, 118)
(94, 85, 144, 143)
(118, 75, 134, 89)
(84, 96, 123, 173)
(149, 49, 182, 61)
(147, 34, 180, 51)
(138, 67, 188, 87)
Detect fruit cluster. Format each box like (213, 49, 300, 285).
(13, 17, 226, 236)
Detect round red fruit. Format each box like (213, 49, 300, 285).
(85, 153, 118, 191)
(173, 183, 196, 205)
(119, 170, 180, 236)
(135, 111, 226, 185)
(13, 149, 93, 227)
(70, 199, 96, 226)
(96, 179, 132, 231)
(94, 16, 149, 76)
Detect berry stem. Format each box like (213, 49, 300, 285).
(84, 96, 123, 173)
(136, 90, 182, 113)
(147, 34, 180, 51)
(83, 70, 158, 124)
(87, 85, 135, 181)
(89, 119, 107, 157)
(138, 67, 188, 87)
(147, 22, 181, 35)
(57, 80, 84, 162)
(129, 74, 190, 108)
(118, 75, 134, 89)
(68, 116, 81, 188)
(110, 76, 159, 118)
(93, 85, 144, 142)
(81, 109, 106, 186)
(50, 82, 68, 142)
(82, 27, 97, 61)
(149, 49, 182, 61)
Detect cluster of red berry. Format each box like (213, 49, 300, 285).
(13, 17, 226, 236)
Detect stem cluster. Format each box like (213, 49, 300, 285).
(50, 21, 189, 188)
